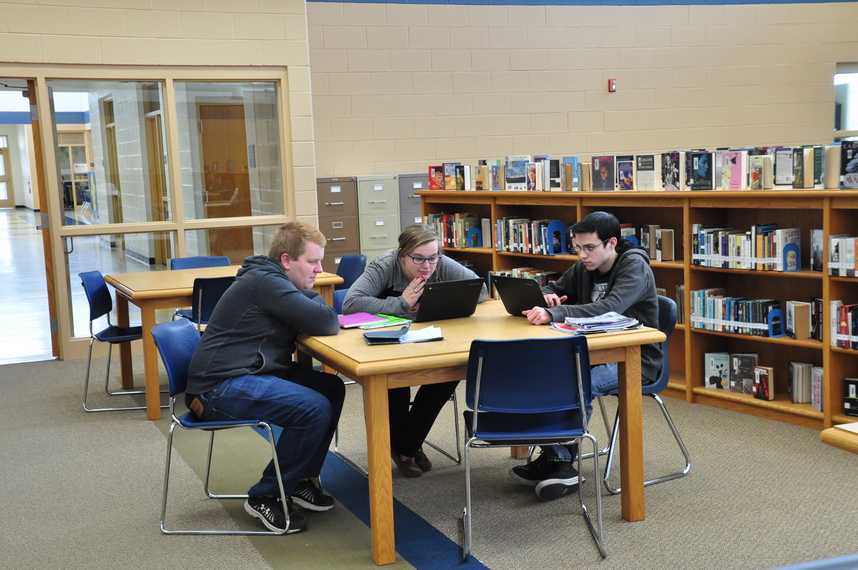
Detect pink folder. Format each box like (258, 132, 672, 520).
(338, 312, 386, 328)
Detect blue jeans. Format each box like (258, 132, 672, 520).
(194, 364, 344, 498)
(541, 363, 619, 463)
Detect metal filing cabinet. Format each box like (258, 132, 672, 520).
(398, 172, 428, 232)
(355, 174, 399, 265)
(316, 176, 360, 274)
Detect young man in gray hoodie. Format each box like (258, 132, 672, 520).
(186, 221, 343, 534)
(512, 211, 663, 501)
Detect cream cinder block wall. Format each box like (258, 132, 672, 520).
(0, 0, 318, 224)
(308, 1, 858, 177)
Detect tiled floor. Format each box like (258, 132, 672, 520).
(0, 207, 161, 365)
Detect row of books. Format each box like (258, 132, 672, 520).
(845, 378, 858, 417)
(691, 223, 801, 272)
(829, 234, 858, 276)
(690, 288, 785, 337)
(495, 217, 570, 255)
(424, 212, 492, 249)
(631, 224, 676, 262)
(831, 300, 858, 349)
(703, 352, 823, 410)
(427, 141, 858, 193)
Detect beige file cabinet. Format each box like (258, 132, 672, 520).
(356, 175, 399, 263)
(316, 176, 359, 274)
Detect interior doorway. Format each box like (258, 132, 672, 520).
(199, 103, 253, 260)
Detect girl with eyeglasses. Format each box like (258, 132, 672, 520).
(343, 223, 488, 478)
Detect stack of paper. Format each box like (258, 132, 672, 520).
(558, 312, 641, 334)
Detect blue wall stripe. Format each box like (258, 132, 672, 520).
(0, 111, 91, 125)
(307, 0, 856, 5)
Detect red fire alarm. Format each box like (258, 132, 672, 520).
(608, 79, 617, 93)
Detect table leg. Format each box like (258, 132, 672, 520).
(139, 301, 162, 421)
(363, 374, 396, 565)
(617, 345, 644, 522)
(114, 291, 134, 390)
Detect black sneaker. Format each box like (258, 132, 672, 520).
(244, 496, 307, 533)
(508, 453, 555, 487)
(534, 464, 584, 502)
(290, 479, 335, 512)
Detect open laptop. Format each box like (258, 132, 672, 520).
(413, 278, 485, 323)
(492, 275, 548, 317)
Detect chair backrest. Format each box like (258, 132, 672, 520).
(151, 319, 201, 397)
(170, 256, 231, 271)
(79, 271, 112, 322)
(335, 254, 367, 290)
(465, 336, 592, 416)
(333, 288, 348, 315)
(644, 295, 678, 394)
(191, 276, 236, 326)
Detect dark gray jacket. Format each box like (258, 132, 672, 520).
(543, 239, 663, 383)
(187, 255, 339, 394)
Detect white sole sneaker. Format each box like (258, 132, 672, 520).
(534, 474, 584, 502)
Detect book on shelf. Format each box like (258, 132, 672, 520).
(475, 160, 486, 190)
(662, 151, 686, 191)
(620, 225, 638, 246)
(751, 223, 778, 271)
(810, 296, 824, 341)
(824, 143, 842, 189)
(844, 378, 858, 417)
(810, 144, 825, 188)
(730, 353, 758, 395)
(675, 283, 685, 325)
(616, 155, 635, 190)
(545, 157, 561, 191)
(689, 150, 714, 190)
(811, 366, 823, 412)
(490, 164, 503, 191)
(789, 361, 813, 404)
(831, 300, 843, 346)
(704, 352, 730, 389)
(773, 227, 801, 272)
(753, 365, 775, 401)
(428, 166, 444, 190)
(591, 156, 615, 191)
(792, 147, 815, 189)
(505, 155, 531, 191)
(841, 140, 858, 189)
(721, 149, 748, 190)
(810, 229, 823, 272)
(525, 162, 539, 191)
(828, 233, 850, 276)
(442, 162, 460, 190)
(786, 300, 812, 340)
(748, 153, 774, 190)
(480, 218, 492, 248)
(837, 303, 858, 349)
(635, 153, 662, 191)
(655, 228, 674, 262)
(774, 148, 794, 186)
(640, 224, 660, 260)
(561, 156, 580, 191)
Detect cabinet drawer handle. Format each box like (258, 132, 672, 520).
(370, 235, 388, 239)
(367, 200, 387, 204)
(329, 237, 346, 241)
(408, 194, 417, 199)
(324, 201, 345, 206)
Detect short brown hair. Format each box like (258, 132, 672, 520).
(398, 223, 443, 257)
(268, 221, 326, 261)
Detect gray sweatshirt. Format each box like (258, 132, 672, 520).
(543, 240, 663, 383)
(342, 249, 488, 316)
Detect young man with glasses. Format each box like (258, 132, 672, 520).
(343, 223, 488, 477)
(513, 211, 663, 501)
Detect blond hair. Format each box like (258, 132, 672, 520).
(268, 221, 326, 261)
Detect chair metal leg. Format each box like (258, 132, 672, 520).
(577, 433, 607, 558)
(602, 393, 691, 495)
(578, 396, 612, 460)
(83, 341, 151, 413)
(161, 420, 291, 535)
(461, 439, 475, 562)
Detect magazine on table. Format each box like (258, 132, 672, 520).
(553, 312, 641, 334)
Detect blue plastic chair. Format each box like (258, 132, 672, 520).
(178, 276, 235, 331)
(151, 319, 292, 535)
(170, 256, 232, 321)
(461, 336, 606, 561)
(170, 255, 231, 271)
(333, 288, 348, 315)
(79, 271, 166, 413)
(598, 295, 691, 494)
(335, 254, 366, 291)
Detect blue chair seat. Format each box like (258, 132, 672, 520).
(93, 325, 143, 344)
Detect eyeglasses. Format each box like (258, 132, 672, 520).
(575, 239, 609, 254)
(407, 253, 441, 265)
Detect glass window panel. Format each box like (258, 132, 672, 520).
(0, 182, 7, 201)
(183, 224, 281, 265)
(47, 80, 172, 227)
(66, 231, 176, 338)
(835, 72, 858, 131)
(0, 135, 7, 148)
(174, 81, 284, 221)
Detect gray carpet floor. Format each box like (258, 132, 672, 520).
(2, 354, 858, 569)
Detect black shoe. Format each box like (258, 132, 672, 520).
(509, 453, 556, 487)
(413, 448, 432, 472)
(244, 496, 307, 533)
(534, 464, 584, 502)
(290, 479, 335, 512)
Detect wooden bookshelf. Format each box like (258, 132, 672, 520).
(420, 189, 858, 431)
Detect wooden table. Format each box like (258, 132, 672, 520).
(295, 300, 665, 565)
(820, 422, 858, 454)
(105, 266, 342, 420)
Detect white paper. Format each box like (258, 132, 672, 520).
(401, 326, 442, 343)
